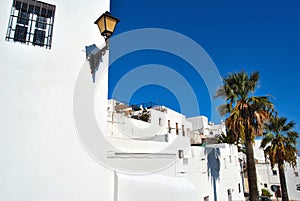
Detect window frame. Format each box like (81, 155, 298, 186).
(5, 0, 56, 49)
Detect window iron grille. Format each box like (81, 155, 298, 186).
(5, 0, 56, 49)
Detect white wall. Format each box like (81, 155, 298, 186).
(185, 147, 213, 200)
(285, 157, 300, 200)
(0, 1, 114, 200)
(106, 99, 192, 146)
(187, 116, 225, 136)
(210, 123, 226, 136)
(216, 144, 244, 201)
(208, 144, 244, 201)
(115, 172, 198, 201)
(188, 116, 209, 134)
(105, 100, 192, 173)
(184, 145, 244, 201)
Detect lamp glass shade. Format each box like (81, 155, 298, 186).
(95, 11, 119, 39)
(105, 15, 118, 36)
(96, 16, 105, 35)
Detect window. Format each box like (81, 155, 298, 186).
(295, 172, 299, 177)
(238, 183, 241, 193)
(14, 25, 27, 42)
(187, 128, 191, 136)
(200, 158, 207, 173)
(168, 120, 171, 133)
(6, 0, 56, 49)
(33, 29, 45, 46)
(36, 16, 47, 29)
(159, 118, 162, 126)
(17, 11, 29, 25)
(227, 189, 232, 201)
(272, 170, 277, 175)
(178, 150, 184, 159)
(296, 183, 300, 191)
(176, 123, 179, 135)
(264, 183, 268, 188)
(182, 125, 185, 136)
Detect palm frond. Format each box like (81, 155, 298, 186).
(261, 112, 299, 169)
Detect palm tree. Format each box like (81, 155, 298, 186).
(218, 131, 235, 144)
(217, 130, 245, 153)
(215, 71, 273, 201)
(260, 113, 299, 201)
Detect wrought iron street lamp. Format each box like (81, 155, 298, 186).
(94, 11, 120, 41)
(86, 11, 119, 82)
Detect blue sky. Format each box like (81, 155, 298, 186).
(109, 0, 300, 150)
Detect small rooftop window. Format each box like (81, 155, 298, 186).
(5, 0, 56, 49)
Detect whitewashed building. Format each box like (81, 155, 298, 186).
(0, 0, 244, 201)
(187, 115, 226, 145)
(104, 99, 245, 201)
(253, 140, 300, 201)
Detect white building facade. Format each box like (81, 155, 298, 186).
(104, 99, 245, 201)
(253, 140, 300, 201)
(187, 115, 226, 145)
(0, 0, 113, 200)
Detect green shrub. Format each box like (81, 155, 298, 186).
(261, 188, 272, 198)
(140, 109, 150, 122)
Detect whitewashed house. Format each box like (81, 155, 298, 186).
(104, 99, 245, 201)
(0, 0, 244, 201)
(253, 140, 300, 200)
(187, 115, 226, 145)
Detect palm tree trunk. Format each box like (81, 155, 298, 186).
(278, 161, 289, 201)
(245, 138, 259, 201)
